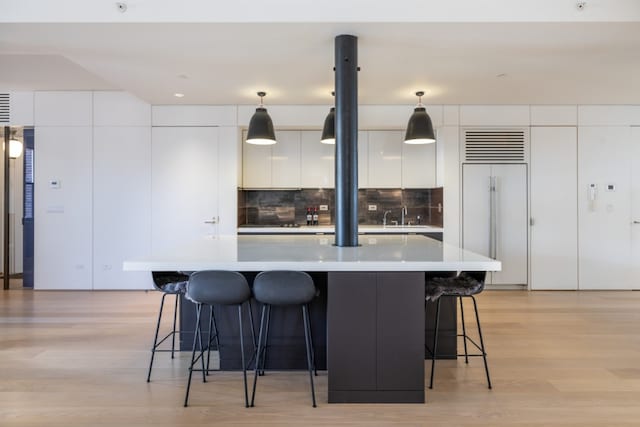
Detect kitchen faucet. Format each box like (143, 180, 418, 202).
(383, 210, 392, 227)
(401, 206, 407, 226)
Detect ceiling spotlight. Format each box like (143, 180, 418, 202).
(174, 93, 185, 98)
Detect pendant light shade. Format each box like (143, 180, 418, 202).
(7, 129, 22, 159)
(321, 107, 335, 144)
(404, 91, 435, 144)
(246, 91, 276, 145)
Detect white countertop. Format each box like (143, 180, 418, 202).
(123, 234, 499, 272)
(237, 225, 443, 234)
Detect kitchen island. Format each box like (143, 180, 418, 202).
(124, 234, 499, 403)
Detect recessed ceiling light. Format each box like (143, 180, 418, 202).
(174, 93, 185, 98)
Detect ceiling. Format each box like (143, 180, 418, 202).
(1, 21, 640, 105)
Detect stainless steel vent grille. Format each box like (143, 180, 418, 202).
(0, 93, 9, 123)
(463, 129, 527, 163)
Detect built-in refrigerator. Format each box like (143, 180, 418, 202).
(462, 163, 528, 287)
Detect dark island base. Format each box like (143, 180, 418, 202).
(179, 271, 457, 403)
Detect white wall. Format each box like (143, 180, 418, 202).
(16, 91, 640, 290)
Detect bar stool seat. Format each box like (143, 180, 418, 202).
(426, 271, 492, 390)
(184, 270, 255, 408)
(251, 270, 317, 407)
(146, 271, 189, 382)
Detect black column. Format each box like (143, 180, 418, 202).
(3, 126, 9, 290)
(334, 34, 359, 247)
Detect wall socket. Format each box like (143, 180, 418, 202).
(319, 205, 329, 211)
(368, 204, 377, 211)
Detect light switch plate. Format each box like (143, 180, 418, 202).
(319, 205, 329, 211)
(49, 179, 61, 189)
(368, 204, 377, 211)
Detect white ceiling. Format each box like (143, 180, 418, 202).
(1, 21, 640, 105)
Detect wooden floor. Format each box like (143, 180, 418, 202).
(2, 289, 640, 426)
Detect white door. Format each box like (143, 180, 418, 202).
(151, 127, 220, 255)
(530, 127, 578, 290)
(578, 126, 633, 289)
(631, 127, 640, 286)
(462, 163, 528, 286)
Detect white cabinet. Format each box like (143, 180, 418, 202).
(578, 126, 634, 289)
(402, 138, 436, 188)
(34, 126, 92, 289)
(93, 126, 152, 290)
(368, 130, 402, 188)
(301, 130, 334, 188)
(34, 91, 92, 126)
(358, 131, 368, 188)
(530, 127, 578, 290)
(632, 127, 640, 282)
(151, 127, 221, 254)
(462, 164, 528, 286)
(242, 130, 301, 188)
(272, 131, 301, 187)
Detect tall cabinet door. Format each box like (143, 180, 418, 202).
(578, 127, 633, 289)
(462, 164, 492, 258)
(151, 127, 219, 255)
(630, 127, 640, 285)
(530, 127, 578, 290)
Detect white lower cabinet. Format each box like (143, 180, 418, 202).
(530, 127, 578, 290)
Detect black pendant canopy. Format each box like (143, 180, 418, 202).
(246, 91, 276, 145)
(404, 91, 435, 144)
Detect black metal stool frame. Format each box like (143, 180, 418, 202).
(251, 302, 317, 407)
(427, 294, 492, 390)
(184, 300, 256, 407)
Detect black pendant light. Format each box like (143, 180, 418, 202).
(404, 91, 435, 144)
(246, 91, 277, 145)
(321, 92, 336, 144)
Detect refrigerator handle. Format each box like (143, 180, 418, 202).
(489, 176, 496, 259)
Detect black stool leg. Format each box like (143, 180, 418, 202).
(429, 297, 442, 390)
(306, 305, 318, 376)
(197, 308, 206, 383)
(184, 303, 203, 407)
(147, 292, 167, 382)
(471, 295, 492, 389)
(302, 304, 317, 407)
(238, 304, 249, 407)
(259, 305, 272, 376)
(251, 304, 268, 407)
(459, 296, 469, 364)
(206, 306, 220, 375)
(171, 293, 179, 359)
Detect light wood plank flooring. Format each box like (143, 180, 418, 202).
(2, 289, 640, 426)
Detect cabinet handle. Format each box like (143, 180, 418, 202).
(633, 221, 640, 224)
(204, 217, 218, 224)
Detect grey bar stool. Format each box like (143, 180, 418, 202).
(147, 271, 189, 382)
(184, 270, 256, 408)
(426, 271, 492, 390)
(250, 270, 317, 408)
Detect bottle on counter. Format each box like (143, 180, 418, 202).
(306, 208, 312, 226)
(313, 207, 319, 225)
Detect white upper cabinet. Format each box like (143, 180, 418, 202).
(301, 130, 334, 188)
(35, 91, 92, 126)
(242, 130, 301, 188)
(93, 92, 150, 127)
(368, 130, 402, 188)
(358, 131, 368, 188)
(272, 131, 301, 187)
(402, 137, 436, 188)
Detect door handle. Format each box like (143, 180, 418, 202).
(204, 217, 218, 224)
(633, 221, 640, 224)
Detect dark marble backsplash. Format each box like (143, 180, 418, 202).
(238, 188, 443, 227)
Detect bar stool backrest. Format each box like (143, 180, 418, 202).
(253, 271, 316, 305)
(187, 271, 251, 305)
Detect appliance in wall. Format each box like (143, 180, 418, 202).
(461, 128, 529, 287)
